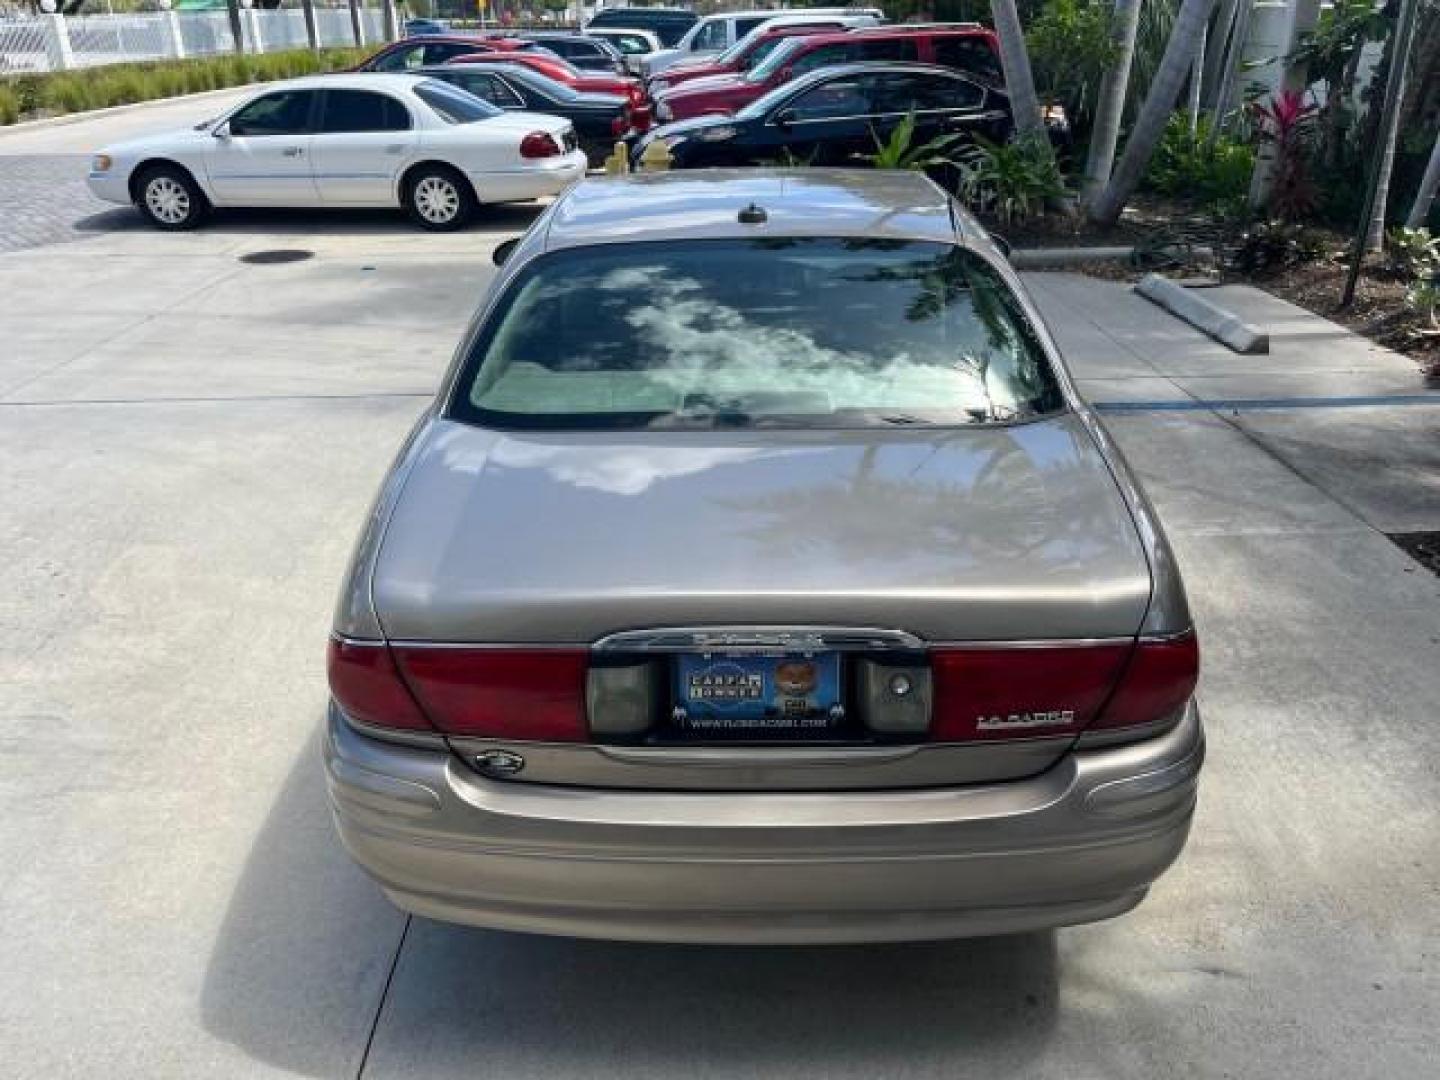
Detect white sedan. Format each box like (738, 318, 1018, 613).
(86, 73, 588, 231)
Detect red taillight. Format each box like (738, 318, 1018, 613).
(519, 131, 561, 159)
(930, 644, 1131, 742)
(630, 104, 652, 131)
(612, 114, 628, 136)
(327, 638, 432, 732)
(392, 648, 588, 741)
(1090, 633, 1199, 731)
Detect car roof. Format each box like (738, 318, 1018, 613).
(785, 24, 996, 46)
(265, 73, 431, 92)
(542, 169, 974, 252)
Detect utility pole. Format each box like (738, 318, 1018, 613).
(1342, 0, 1422, 307)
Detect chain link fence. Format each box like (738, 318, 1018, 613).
(1, 4, 392, 75)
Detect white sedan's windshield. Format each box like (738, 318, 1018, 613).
(454, 239, 1063, 430)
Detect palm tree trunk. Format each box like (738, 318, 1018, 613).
(1090, 0, 1220, 225)
(1201, 0, 1240, 110)
(1206, 0, 1253, 146)
(1249, 0, 1322, 208)
(990, 0, 1046, 141)
(1188, 25, 1206, 136)
(1407, 128, 1440, 227)
(1083, 0, 1144, 205)
(1363, 0, 1421, 251)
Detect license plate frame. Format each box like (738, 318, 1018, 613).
(672, 652, 844, 737)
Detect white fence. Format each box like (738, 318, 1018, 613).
(1, 6, 393, 74)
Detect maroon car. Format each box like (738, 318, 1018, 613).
(353, 35, 540, 73)
(653, 25, 1003, 123)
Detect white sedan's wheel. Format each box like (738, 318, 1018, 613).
(135, 165, 206, 231)
(405, 166, 476, 232)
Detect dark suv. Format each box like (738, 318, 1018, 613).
(653, 25, 1002, 122)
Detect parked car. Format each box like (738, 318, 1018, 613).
(636, 63, 1010, 171)
(647, 22, 862, 97)
(643, 10, 882, 79)
(584, 26, 663, 75)
(85, 75, 586, 231)
(402, 18, 449, 37)
(654, 25, 1002, 123)
(323, 169, 1203, 944)
(584, 5, 697, 48)
(421, 63, 634, 165)
(446, 51, 645, 106)
(354, 34, 540, 72)
(507, 32, 628, 75)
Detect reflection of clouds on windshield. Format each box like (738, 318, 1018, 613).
(489, 437, 774, 496)
(596, 264, 1006, 414)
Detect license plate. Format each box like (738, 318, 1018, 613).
(673, 653, 842, 734)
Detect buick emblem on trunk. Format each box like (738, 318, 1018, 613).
(976, 710, 1076, 732)
(474, 749, 526, 777)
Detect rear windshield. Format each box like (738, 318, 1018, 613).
(415, 80, 501, 123)
(449, 239, 1064, 431)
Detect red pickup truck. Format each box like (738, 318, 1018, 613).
(652, 26, 1002, 123)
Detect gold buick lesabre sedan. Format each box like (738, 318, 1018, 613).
(323, 169, 1203, 944)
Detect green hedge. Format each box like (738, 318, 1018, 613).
(0, 47, 370, 127)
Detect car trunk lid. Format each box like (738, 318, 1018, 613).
(367, 415, 1157, 788)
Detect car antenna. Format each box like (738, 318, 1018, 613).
(737, 203, 768, 225)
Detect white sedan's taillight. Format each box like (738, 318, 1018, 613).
(519, 131, 562, 159)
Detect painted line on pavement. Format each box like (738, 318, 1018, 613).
(1093, 394, 1440, 413)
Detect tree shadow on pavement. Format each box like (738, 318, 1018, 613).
(202, 743, 1060, 1079)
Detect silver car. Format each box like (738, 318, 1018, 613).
(323, 170, 1203, 944)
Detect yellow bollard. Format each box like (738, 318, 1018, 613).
(638, 139, 674, 172)
(603, 141, 631, 176)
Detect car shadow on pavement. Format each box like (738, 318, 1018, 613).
(375, 921, 1061, 1077)
(73, 202, 545, 239)
(203, 743, 1060, 1078)
(200, 735, 409, 1079)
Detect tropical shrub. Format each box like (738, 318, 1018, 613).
(1386, 227, 1439, 281)
(1251, 89, 1319, 221)
(1026, 0, 1120, 136)
(865, 113, 964, 171)
(955, 133, 1068, 225)
(1406, 280, 1440, 331)
(1228, 219, 1327, 276)
(1144, 112, 1255, 216)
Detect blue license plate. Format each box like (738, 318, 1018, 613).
(674, 653, 842, 733)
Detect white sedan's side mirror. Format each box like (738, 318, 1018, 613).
(212, 122, 231, 140)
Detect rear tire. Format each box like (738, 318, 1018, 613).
(134, 164, 208, 231)
(404, 165, 477, 232)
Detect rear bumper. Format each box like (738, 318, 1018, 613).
(323, 703, 1203, 944)
(466, 150, 588, 203)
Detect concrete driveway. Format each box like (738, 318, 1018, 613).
(2, 102, 1438, 1079)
